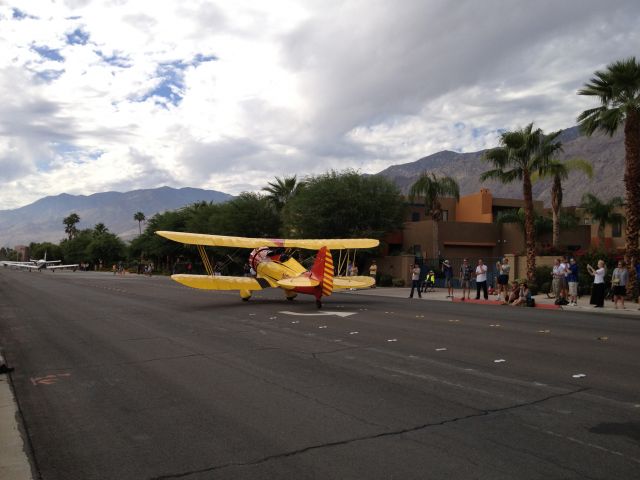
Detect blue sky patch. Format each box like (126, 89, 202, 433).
(66, 28, 90, 45)
(193, 53, 217, 65)
(143, 62, 186, 106)
(32, 45, 65, 62)
(12, 8, 36, 20)
(96, 50, 131, 68)
(35, 69, 65, 82)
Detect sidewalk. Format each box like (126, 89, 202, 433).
(344, 287, 640, 316)
(0, 374, 33, 480)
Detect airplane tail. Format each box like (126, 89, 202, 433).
(310, 247, 334, 297)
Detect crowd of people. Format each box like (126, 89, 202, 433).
(404, 256, 634, 309)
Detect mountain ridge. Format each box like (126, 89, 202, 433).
(375, 125, 623, 207)
(0, 186, 233, 247)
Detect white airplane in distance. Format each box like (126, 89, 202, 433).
(1, 252, 78, 272)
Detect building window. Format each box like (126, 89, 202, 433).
(612, 221, 622, 238)
(441, 210, 448, 222)
(411, 212, 420, 222)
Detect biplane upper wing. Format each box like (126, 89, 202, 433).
(156, 231, 379, 250)
(170, 274, 266, 291)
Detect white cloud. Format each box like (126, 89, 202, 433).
(0, 0, 638, 209)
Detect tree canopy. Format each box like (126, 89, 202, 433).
(282, 170, 404, 239)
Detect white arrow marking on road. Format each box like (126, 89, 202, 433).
(279, 311, 357, 317)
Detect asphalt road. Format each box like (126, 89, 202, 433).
(0, 268, 639, 480)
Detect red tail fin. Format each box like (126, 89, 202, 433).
(310, 247, 334, 297)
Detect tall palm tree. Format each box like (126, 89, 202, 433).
(63, 213, 80, 239)
(580, 193, 625, 247)
(262, 176, 304, 211)
(533, 159, 593, 247)
(481, 124, 562, 282)
(578, 57, 640, 293)
(408, 173, 460, 260)
(134, 211, 146, 235)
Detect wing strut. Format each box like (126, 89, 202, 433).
(197, 245, 214, 276)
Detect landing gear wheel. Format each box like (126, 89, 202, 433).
(316, 299, 322, 309)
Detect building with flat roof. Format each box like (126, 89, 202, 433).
(384, 188, 589, 262)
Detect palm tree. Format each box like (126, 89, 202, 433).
(408, 173, 460, 259)
(63, 213, 80, 239)
(534, 159, 593, 247)
(580, 193, 625, 247)
(262, 176, 304, 211)
(481, 124, 562, 282)
(94, 223, 109, 235)
(578, 57, 640, 293)
(134, 211, 146, 235)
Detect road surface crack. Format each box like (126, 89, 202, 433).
(149, 387, 587, 479)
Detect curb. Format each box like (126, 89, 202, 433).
(0, 350, 33, 480)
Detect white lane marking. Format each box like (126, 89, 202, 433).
(387, 338, 397, 342)
(494, 359, 506, 363)
(290, 320, 300, 324)
(538, 330, 551, 333)
(435, 348, 447, 351)
(318, 325, 327, 329)
(279, 311, 356, 317)
(448, 319, 460, 323)
(490, 324, 501, 327)
(572, 373, 586, 378)
(349, 331, 359, 335)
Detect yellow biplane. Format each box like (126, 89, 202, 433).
(156, 231, 378, 308)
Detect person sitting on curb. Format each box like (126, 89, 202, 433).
(502, 280, 520, 305)
(511, 282, 531, 307)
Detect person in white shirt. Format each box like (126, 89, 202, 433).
(409, 264, 422, 298)
(551, 258, 567, 304)
(587, 259, 606, 307)
(475, 259, 488, 300)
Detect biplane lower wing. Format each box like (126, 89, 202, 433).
(333, 276, 375, 290)
(276, 277, 320, 289)
(171, 274, 266, 291)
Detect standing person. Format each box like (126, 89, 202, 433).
(442, 260, 454, 298)
(496, 258, 510, 301)
(459, 259, 472, 300)
(566, 258, 579, 306)
(475, 259, 488, 300)
(560, 256, 570, 303)
(588, 260, 606, 308)
(612, 260, 628, 309)
(551, 258, 565, 304)
(368, 260, 377, 288)
(351, 262, 358, 276)
(409, 264, 422, 299)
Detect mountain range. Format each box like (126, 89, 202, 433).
(376, 126, 623, 206)
(0, 187, 232, 247)
(0, 125, 625, 247)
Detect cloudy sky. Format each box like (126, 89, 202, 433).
(0, 0, 638, 209)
